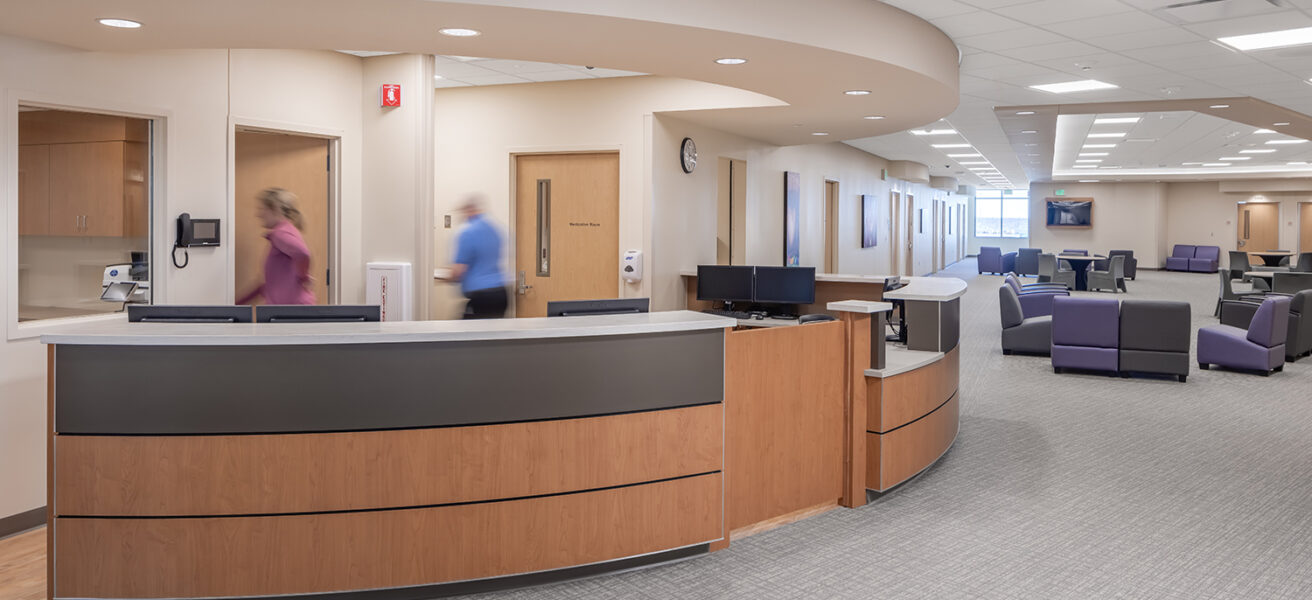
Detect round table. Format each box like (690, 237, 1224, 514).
(1249, 251, 1294, 267)
(1056, 254, 1106, 291)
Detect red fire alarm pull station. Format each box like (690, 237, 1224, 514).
(381, 84, 401, 107)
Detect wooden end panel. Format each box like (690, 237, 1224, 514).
(839, 312, 869, 508)
(55, 473, 721, 599)
(56, 404, 722, 516)
(867, 346, 959, 433)
(47, 345, 55, 600)
(866, 393, 959, 492)
(724, 322, 845, 532)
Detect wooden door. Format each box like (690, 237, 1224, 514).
(904, 194, 915, 276)
(1300, 203, 1312, 253)
(514, 152, 619, 318)
(18, 145, 50, 235)
(824, 180, 839, 274)
(889, 191, 900, 275)
(234, 131, 331, 305)
(48, 141, 125, 237)
(1237, 202, 1279, 253)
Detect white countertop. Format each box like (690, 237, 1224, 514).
(865, 345, 945, 378)
(880, 277, 967, 302)
(39, 310, 736, 346)
(827, 300, 893, 314)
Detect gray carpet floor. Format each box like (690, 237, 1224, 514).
(455, 262, 1312, 600)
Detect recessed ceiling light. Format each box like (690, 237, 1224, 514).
(1020, 130, 1038, 134)
(1209, 104, 1230, 109)
(1084, 144, 1116, 148)
(1075, 159, 1102, 163)
(1098, 166, 1121, 169)
(1087, 133, 1125, 138)
(1219, 156, 1251, 160)
(1073, 165, 1099, 169)
(863, 115, 885, 120)
(1266, 139, 1307, 145)
(946, 153, 981, 158)
(1289, 161, 1309, 166)
(97, 18, 142, 28)
(931, 143, 972, 148)
(1274, 122, 1291, 126)
(715, 58, 747, 65)
(1016, 111, 1035, 115)
(1030, 80, 1118, 94)
(1094, 117, 1139, 124)
(1125, 139, 1157, 143)
(911, 129, 957, 135)
(439, 27, 482, 37)
(812, 132, 829, 136)
(844, 90, 871, 96)
(1239, 149, 1277, 154)
(1216, 27, 1312, 51)
(1080, 152, 1109, 157)
(434, 75, 444, 79)
(1182, 162, 1205, 166)
(1254, 129, 1276, 134)
(959, 161, 990, 165)
(1203, 163, 1231, 167)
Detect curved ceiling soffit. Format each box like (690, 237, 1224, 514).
(0, 0, 960, 145)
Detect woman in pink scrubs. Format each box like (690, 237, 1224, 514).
(237, 188, 315, 305)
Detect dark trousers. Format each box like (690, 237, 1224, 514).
(464, 286, 509, 319)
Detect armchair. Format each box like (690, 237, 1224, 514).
(1198, 296, 1290, 375)
(1003, 274, 1068, 318)
(1014, 248, 1041, 276)
(1095, 250, 1137, 280)
(999, 285, 1053, 356)
(1189, 246, 1220, 273)
(978, 247, 1003, 274)
(1293, 252, 1312, 273)
(1088, 255, 1126, 293)
(1119, 300, 1191, 382)
(1051, 296, 1120, 375)
(1165, 245, 1195, 271)
(1221, 291, 1312, 362)
(1038, 253, 1076, 289)
(1272, 272, 1312, 294)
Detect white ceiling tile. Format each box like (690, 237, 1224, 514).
(960, 52, 1023, 71)
(454, 74, 533, 86)
(432, 78, 472, 89)
(521, 70, 594, 82)
(476, 59, 573, 75)
(993, 41, 1105, 61)
(879, 0, 978, 19)
(1044, 11, 1176, 38)
(929, 11, 1027, 38)
(582, 68, 644, 78)
(1121, 40, 1244, 62)
(431, 62, 501, 78)
(1183, 10, 1312, 39)
(992, 0, 1132, 26)
(1084, 27, 1204, 51)
(955, 27, 1067, 51)
(965, 62, 1064, 81)
(957, 0, 1038, 8)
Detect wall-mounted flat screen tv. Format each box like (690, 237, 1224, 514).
(1046, 199, 1093, 227)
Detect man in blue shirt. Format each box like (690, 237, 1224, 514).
(450, 195, 509, 318)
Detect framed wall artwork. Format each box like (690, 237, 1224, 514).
(784, 171, 800, 266)
(861, 194, 877, 248)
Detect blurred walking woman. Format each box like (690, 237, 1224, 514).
(237, 188, 315, 305)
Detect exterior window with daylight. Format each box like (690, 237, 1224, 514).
(974, 189, 1028, 238)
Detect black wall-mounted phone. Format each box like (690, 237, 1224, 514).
(172, 213, 221, 268)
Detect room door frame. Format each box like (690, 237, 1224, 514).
(1236, 200, 1280, 254)
(1300, 201, 1312, 254)
(824, 179, 839, 274)
(228, 117, 342, 305)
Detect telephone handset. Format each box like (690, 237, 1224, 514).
(172, 213, 221, 268)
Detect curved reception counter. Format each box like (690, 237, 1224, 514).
(43, 312, 734, 600)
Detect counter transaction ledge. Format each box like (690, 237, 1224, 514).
(42, 280, 963, 600)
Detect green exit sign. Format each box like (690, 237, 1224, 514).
(1055, 189, 1066, 196)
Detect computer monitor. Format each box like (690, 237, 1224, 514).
(255, 305, 382, 323)
(128, 305, 253, 323)
(546, 298, 649, 317)
(696, 265, 754, 303)
(753, 266, 815, 304)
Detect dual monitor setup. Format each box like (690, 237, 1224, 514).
(127, 305, 382, 323)
(697, 265, 816, 318)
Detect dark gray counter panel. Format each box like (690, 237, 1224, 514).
(55, 329, 723, 435)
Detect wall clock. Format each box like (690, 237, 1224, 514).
(680, 137, 697, 173)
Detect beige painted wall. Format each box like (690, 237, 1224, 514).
(0, 34, 430, 521)
(1166, 181, 1312, 266)
(1029, 182, 1169, 267)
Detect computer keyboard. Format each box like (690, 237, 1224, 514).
(702, 309, 753, 320)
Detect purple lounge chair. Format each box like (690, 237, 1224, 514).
(1165, 245, 1195, 272)
(1189, 246, 1220, 273)
(1004, 274, 1068, 318)
(978, 247, 1003, 274)
(1197, 296, 1290, 375)
(1051, 296, 1120, 375)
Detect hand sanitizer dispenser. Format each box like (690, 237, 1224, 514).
(621, 250, 643, 283)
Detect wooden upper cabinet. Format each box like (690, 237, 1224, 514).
(18, 145, 50, 235)
(19, 110, 149, 238)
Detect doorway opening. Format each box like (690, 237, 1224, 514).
(717, 158, 747, 265)
(234, 129, 336, 305)
(824, 180, 839, 274)
(513, 152, 620, 318)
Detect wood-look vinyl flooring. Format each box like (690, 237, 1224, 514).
(0, 527, 45, 600)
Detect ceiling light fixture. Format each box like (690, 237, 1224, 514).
(1209, 104, 1230, 109)
(1289, 161, 1309, 166)
(1182, 162, 1205, 166)
(1254, 129, 1276, 134)
(1219, 156, 1251, 160)
(1203, 163, 1231, 167)
(959, 161, 990, 165)
(844, 90, 871, 96)
(1079, 152, 1109, 157)
(1075, 159, 1102, 163)
(811, 132, 829, 136)
(863, 115, 885, 120)
(1016, 111, 1035, 115)
(439, 27, 482, 37)
(1274, 122, 1291, 126)
(1239, 149, 1277, 154)
(1030, 79, 1118, 94)
(1094, 117, 1139, 124)
(1087, 133, 1126, 138)
(946, 153, 982, 158)
(97, 18, 142, 28)
(1078, 180, 1100, 183)
(1266, 139, 1307, 144)
(715, 58, 747, 65)
(1216, 26, 1312, 51)
(931, 143, 972, 148)
(1073, 165, 1099, 169)
(1021, 130, 1038, 134)
(911, 129, 957, 135)
(1084, 144, 1117, 148)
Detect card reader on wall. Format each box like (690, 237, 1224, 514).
(172, 213, 221, 268)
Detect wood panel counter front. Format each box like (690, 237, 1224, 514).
(43, 311, 732, 600)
